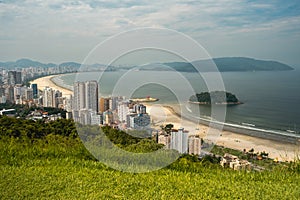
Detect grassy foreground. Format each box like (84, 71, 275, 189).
(0, 135, 299, 199)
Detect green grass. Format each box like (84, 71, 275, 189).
(0, 136, 299, 199)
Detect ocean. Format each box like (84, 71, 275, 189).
(56, 69, 300, 135)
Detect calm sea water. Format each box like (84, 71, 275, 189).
(59, 69, 300, 133)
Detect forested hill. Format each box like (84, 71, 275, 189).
(163, 57, 294, 72)
(0, 57, 294, 72)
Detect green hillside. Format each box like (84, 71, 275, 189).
(163, 57, 294, 72)
(0, 117, 299, 199)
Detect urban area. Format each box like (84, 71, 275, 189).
(0, 66, 268, 171)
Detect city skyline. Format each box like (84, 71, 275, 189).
(0, 1, 299, 67)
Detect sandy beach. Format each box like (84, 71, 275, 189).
(147, 104, 300, 162)
(32, 74, 300, 162)
(30, 74, 73, 97)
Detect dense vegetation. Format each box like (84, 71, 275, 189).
(189, 91, 240, 104)
(1, 57, 293, 72)
(163, 57, 293, 72)
(0, 103, 67, 118)
(0, 116, 299, 199)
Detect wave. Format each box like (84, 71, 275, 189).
(194, 115, 300, 140)
(51, 76, 74, 91)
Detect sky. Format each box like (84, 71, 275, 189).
(0, 0, 300, 66)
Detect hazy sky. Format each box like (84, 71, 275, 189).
(0, 0, 300, 66)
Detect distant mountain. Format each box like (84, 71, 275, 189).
(0, 57, 294, 72)
(163, 57, 294, 72)
(0, 58, 57, 69)
(213, 57, 294, 71)
(0, 59, 83, 70)
(58, 62, 81, 69)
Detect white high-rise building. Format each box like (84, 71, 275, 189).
(73, 82, 86, 111)
(14, 86, 23, 101)
(188, 136, 201, 155)
(117, 101, 130, 123)
(5, 85, 15, 103)
(170, 128, 189, 154)
(85, 81, 98, 112)
(72, 81, 99, 125)
(43, 87, 53, 107)
(133, 104, 147, 114)
(42, 87, 62, 107)
(25, 88, 34, 100)
(73, 81, 98, 112)
(109, 96, 119, 111)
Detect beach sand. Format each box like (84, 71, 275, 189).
(31, 74, 73, 97)
(147, 104, 300, 162)
(32, 74, 300, 162)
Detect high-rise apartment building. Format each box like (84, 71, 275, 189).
(73, 81, 98, 112)
(85, 81, 99, 112)
(73, 82, 86, 111)
(5, 85, 15, 103)
(16, 72, 22, 84)
(170, 128, 189, 154)
(25, 88, 34, 101)
(109, 96, 119, 111)
(14, 86, 23, 101)
(7, 71, 22, 85)
(133, 104, 147, 114)
(72, 81, 100, 125)
(42, 87, 62, 107)
(128, 113, 150, 129)
(43, 87, 54, 107)
(188, 136, 201, 155)
(117, 101, 130, 124)
(99, 97, 110, 113)
(31, 83, 38, 98)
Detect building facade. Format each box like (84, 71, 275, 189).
(170, 128, 189, 154)
(188, 136, 201, 155)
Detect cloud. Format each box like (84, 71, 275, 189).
(0, 0, 299, 64)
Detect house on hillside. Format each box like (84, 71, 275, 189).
(220, 153, 251, 170)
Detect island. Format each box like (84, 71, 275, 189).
(0, 57, 293, 72)
(189, 91, 242, 105)
(162, 57, 294, 72)
(130, 96, 159, 103)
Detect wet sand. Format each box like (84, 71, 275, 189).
(30, 74, 73, 97)
(147, 104, 300, 162)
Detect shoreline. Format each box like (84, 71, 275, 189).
(188, 101, 243, 105)
(147, 103, 300, 162)
(164, 105, 300, 144)
(50, 76, 74, 93)
(32, 74, 300, 161)
(30, 74, 73, 98)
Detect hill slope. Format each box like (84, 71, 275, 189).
(163, 57, 294, 72)
(0, 57, 294, 72)
(0, 135, 299, 199)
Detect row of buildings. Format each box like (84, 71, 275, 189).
(71, 80, 201, 155)
(1, 72, 203, 156)
(158, 128, 202, 155)
(0, 68, 74, 108)
(0, 84, 37, 104)
(71, 80, 151, 129)
(0, 83, 71, 111)
(0, 64, 77, 85)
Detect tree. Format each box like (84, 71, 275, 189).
(164, 124, 174, 135)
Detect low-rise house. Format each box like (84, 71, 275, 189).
(220, 153, 251, 170)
